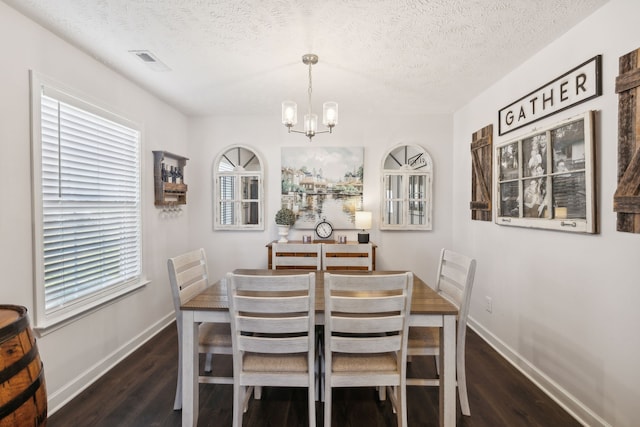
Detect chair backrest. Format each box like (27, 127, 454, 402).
(322, 243, 373, 271)
(434, 248, 477, 338)
(168, 248, 210, 312)
(324, 272, 413, 365)
(271, 243, 322, 270)
(226, 271, 316, 360)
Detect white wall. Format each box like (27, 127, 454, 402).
(452, 1, 639, 426)
(0, 3, 189, 412)
(187, 113, 453, 287)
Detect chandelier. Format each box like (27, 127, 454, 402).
(281, 54, 338, 141)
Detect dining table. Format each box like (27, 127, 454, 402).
(180, 269, 459, 427)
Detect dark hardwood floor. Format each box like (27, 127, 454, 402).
(47, 324, 580, 427)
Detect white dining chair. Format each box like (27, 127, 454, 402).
(407, 248, 477, 416)
(272, 243, 322, 270)
(167, 248, 233, 410)
(226, 271, 316, 427)
(321, 243, 373, 271)
(323, 272, 413, 427)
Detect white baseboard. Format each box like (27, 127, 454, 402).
(47, 312, 176, 415)
(467, 317, 610, 427)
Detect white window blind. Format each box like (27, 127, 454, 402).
(31, 74, 143, 329)
(219, 175, 235, 225)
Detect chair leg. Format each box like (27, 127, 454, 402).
(242, 386, 254, 413)
(319, 344, 325, 402)
(204, 353, 213, 372)
(392, 386, 398, 414)
(387, 386, 397, 414)
(390, 386, 401, 426)
(316, 326, 325, 402)
(233, 382, 244, 427)
(457, 348, 471, 416)
(173, 343, 182, 410)
(254, 385, 262, 400)
(315, 351, 320, 399)
(378, 385, 386, 401)
(399, 385, 407, 427)
(320, 360, 325, 403)
(308, 386, 315, 427)
(324, 384, 331, 427)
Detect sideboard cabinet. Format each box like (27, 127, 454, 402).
(266, 241, 376, 270)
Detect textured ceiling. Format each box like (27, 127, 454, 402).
(4, 0, 609, 117)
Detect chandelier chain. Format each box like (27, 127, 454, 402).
(307, 62, 313, 116)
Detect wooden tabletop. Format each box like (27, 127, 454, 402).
(181, 269, 457, 315)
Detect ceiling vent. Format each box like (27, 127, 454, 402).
(129, 50, 171, 72)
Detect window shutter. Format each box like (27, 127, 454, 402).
(40, 93, 141, 312)
(470, 124, 493, 221)
(614, 48, 640, 233)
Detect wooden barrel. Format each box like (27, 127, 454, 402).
(0, 305, 47, 426)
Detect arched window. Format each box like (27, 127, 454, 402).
(380, 144, 433, 230)
(213, 145, 264, 230)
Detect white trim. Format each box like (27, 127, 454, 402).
(33, 71, 140, 131)
(212, 144, 265, 231)
(34, 279, 149, 336)
(380, 143, 433, 231)
(29, 70, 145, 329)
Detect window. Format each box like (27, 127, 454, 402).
(495, 111, 596, 233)
(213, 145, 264, 230)
(381, 144, 433, 230)
(30, 72, 145, 331)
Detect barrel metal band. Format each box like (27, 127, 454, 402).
(0, 311, 28, 344)
(0, 364, 44, 420)
(0, 343, 38, 384)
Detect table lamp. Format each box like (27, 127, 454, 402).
(355, 211, 372, 244)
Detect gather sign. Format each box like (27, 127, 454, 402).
(498, 55, 601, 136)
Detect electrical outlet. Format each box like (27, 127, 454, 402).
(485, 296, 493, 313)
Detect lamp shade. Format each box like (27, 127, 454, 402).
(355, 211, 372, 230)
(282, 101, 297, 126)
(322, 102, 338, 127)
(304, 113, 318, 135)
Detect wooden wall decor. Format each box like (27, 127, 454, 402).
(615, 48, 640, 233)
(470, 124, 493, 221)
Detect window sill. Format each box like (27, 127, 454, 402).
(34, 279, 149, 336)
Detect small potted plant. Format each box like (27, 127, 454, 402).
(275, 207, 296, 242)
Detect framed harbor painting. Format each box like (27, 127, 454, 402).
(495, 111, 597, 233)
(281, 147, 364, 230)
